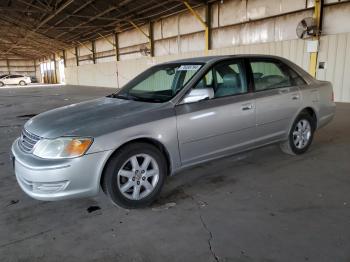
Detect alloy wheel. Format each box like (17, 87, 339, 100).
(117, 154, 159, 200)
(292, 119, 312, 149)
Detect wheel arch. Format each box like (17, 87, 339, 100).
(286, 106, 318, 141)
(299, 106, 318, 129)
(99, 137, 172, 190)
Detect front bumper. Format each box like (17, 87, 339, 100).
(11, 138, 112, 201)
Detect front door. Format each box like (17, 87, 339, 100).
(176, 59, 256, 166)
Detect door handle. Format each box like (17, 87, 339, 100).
(291, 94, 300, 100)
(241, 103, 253, 111)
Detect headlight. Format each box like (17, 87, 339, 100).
(33, 137, 93, 159)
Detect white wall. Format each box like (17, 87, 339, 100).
(63, 0, 350, 102)
(317, 33, 350, 102)
(65, 61, 117, 88)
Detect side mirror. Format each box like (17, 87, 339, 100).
(182, 88, 214, 104)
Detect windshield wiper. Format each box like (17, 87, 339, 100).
(128, 94, 165, 103)
(109, 93, 164, 103)
(108, 93, 131, 100)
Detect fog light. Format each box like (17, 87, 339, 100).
(32, 181, 69, 193)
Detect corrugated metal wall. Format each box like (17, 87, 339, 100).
(0, 59, 37, 78)
(64, 0, 350, 102)
(317, 33, 350, 102)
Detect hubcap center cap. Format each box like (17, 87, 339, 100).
(135, 170, 142, 180)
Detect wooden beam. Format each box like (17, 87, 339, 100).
(114, 33, 119, 61)
(1, 0, 75, 56)
(55, 0, 94, 26)
(6, 59, 10, 74)
(63, 50, 66, 67)
(56, 5, 117, 38)
(43, 58, 48, 83)
(53, 53, 57, 83)
(148, 21, 154, 57)
(34, 59, 37, 79)
(67, 0, 174, 43)
(16, 0, 50, 12)
(92, 40, 96, 64)
(75, 46, 79, 66)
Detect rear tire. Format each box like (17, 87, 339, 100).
(0, 82, 4, 87)
(19, 81, 26, 86)
(102, 142, 167, 209)
(280, 112, 315, 155)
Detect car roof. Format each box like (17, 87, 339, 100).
(161, 54, 286, 65)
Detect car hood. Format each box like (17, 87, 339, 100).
(24, 97, 172, 138)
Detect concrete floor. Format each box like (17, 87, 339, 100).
(0, 85, 349, 262)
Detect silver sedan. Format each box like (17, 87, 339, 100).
(11, 55, 336, 208)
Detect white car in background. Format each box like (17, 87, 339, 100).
(0, 74, 31, 86)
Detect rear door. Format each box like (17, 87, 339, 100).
(249, 58, 304, 145)
(176, 59, 256, 166)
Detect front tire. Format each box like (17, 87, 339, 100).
(280, 112, 315, 155)
(102, 143, 167, 208)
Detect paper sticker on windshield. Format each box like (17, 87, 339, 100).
(177, 65, 201, 71)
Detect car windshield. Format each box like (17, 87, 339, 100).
(111, 63, 203, 102)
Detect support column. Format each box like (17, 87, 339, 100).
(49, 56, 54, 84)
(43, 58, 48, 84)
(92, 40, 96, 64)
(114, 33, 120, 61)
(206, 3, 212, 51)
(309, 0, 324, 77)
(63, 50, 67, 67)
(148, 21, 154, 57)
(33, 59, 36, 80)
(75, 46, 79, 66)
(6, 59, 10, 74)
(53, 53, 57, 84)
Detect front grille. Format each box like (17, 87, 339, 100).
(18, 129, 41, 153)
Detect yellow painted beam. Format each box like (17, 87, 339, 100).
(76, 41, 93, 53)
(183, 1, 206, 28)
(309, 0, 322, 77)
(66, 48, 76, 56)
(183, 1, 209, 55)
(129, 21, 150, 40)
(97, 33, 116, 48)
(129, 20, 154, 57)
(309, 52, 318, 77)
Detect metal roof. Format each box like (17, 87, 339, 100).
(0, 0, 207, 59)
